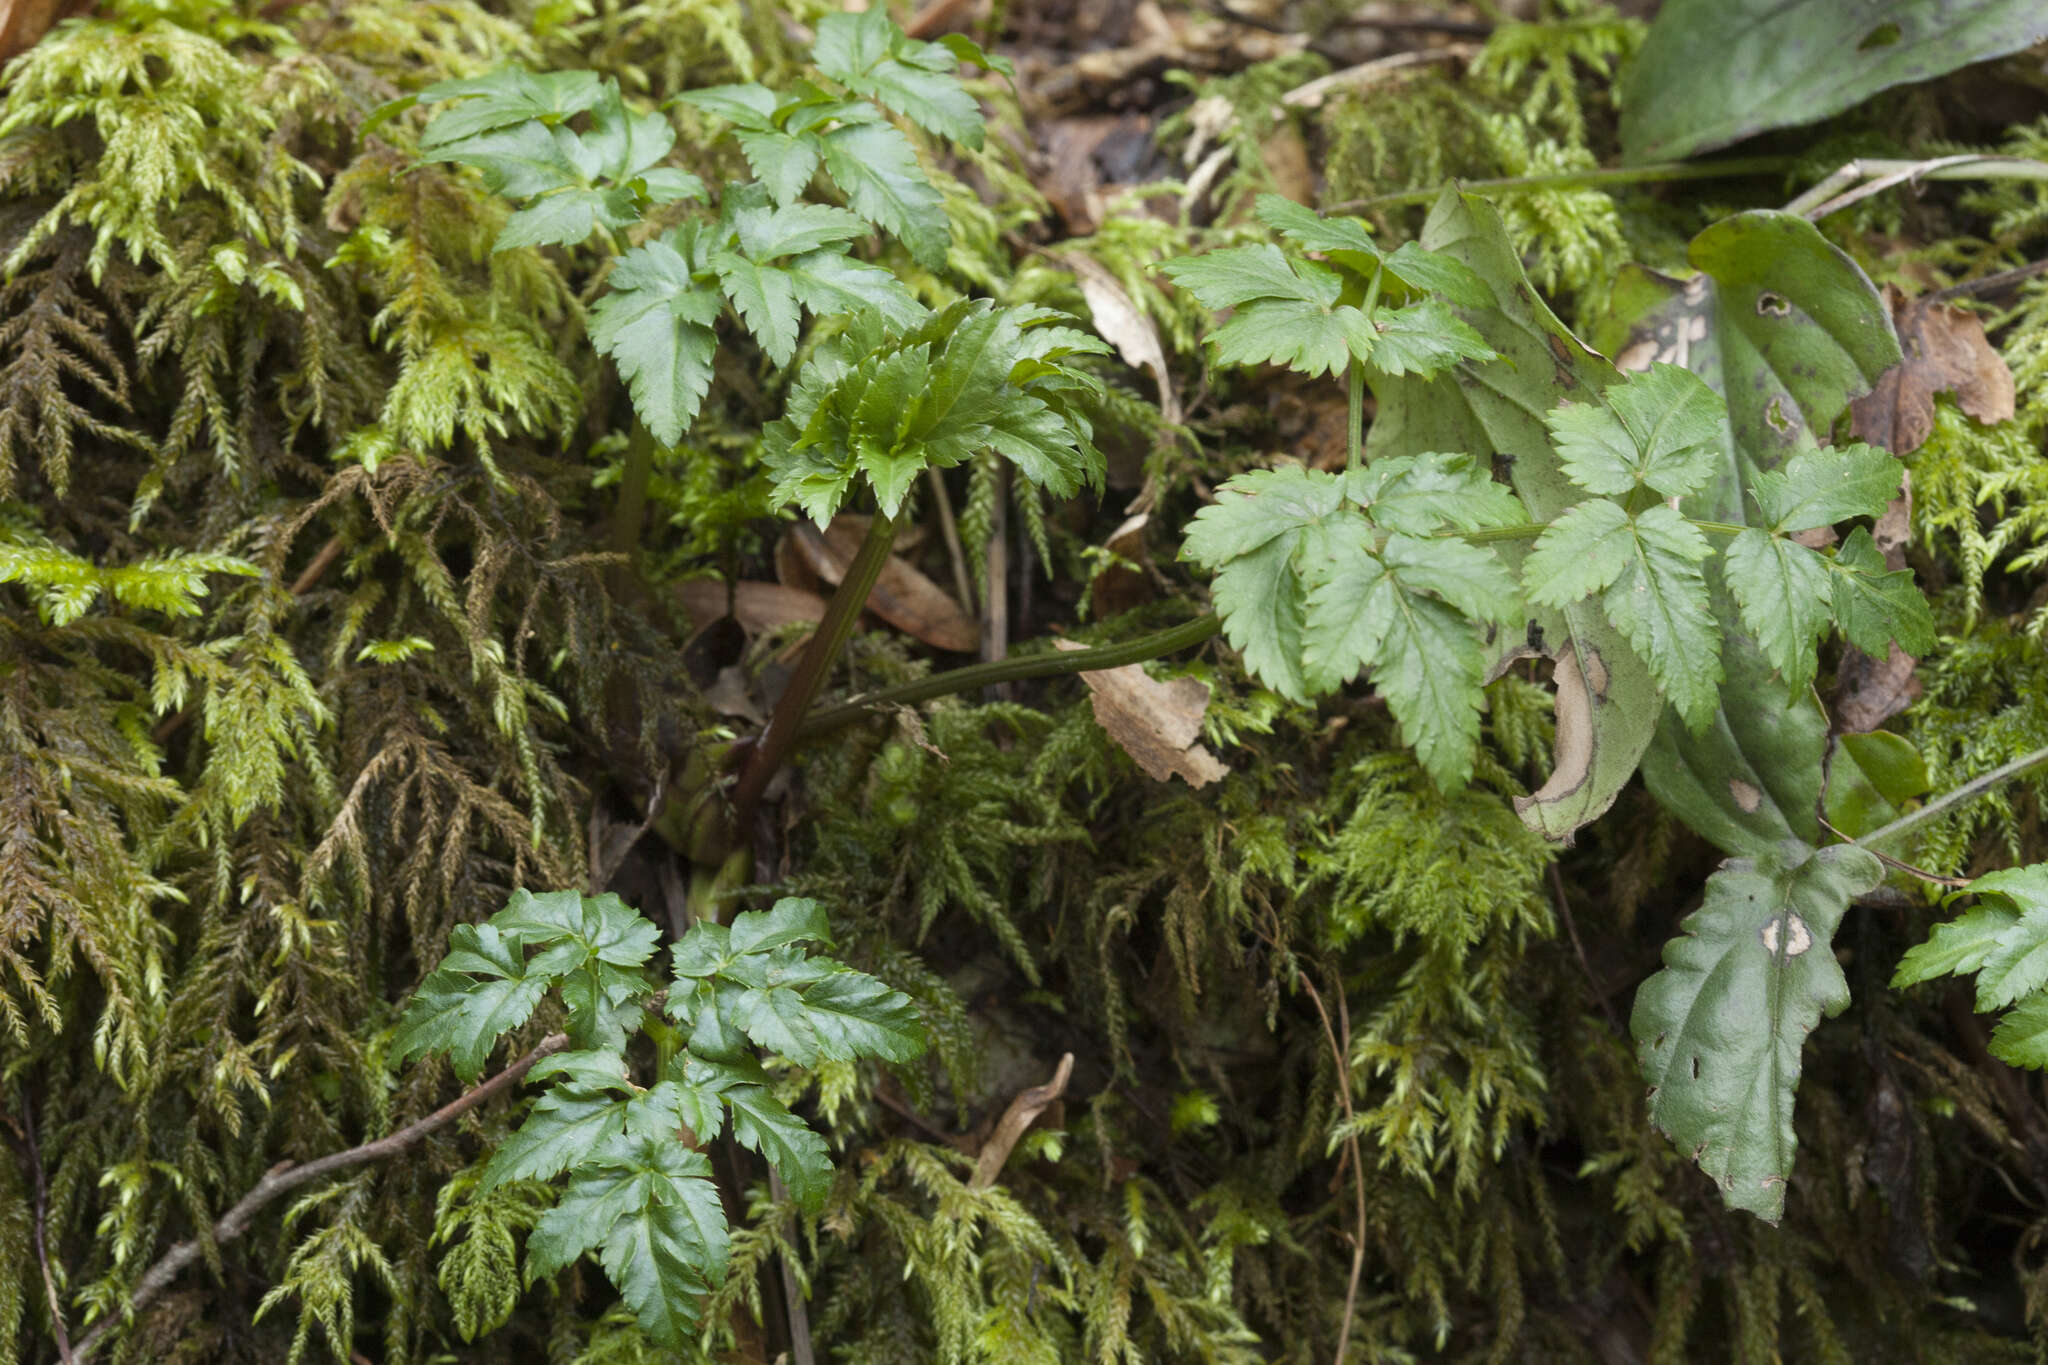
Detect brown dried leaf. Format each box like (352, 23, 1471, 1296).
(0, 0, 89, 63)
(677, 580, 827, 635)
(791, 517, 979, 653)
(1835, 644, 1921, 734)
(1065, 252, 1180, 424)
(1850, 285, 2016, 454)
(1054, 640, 1228, 786)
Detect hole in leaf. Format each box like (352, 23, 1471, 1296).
(1690, 1056, 1700, 1080)
(1858, 22, 1902, 50)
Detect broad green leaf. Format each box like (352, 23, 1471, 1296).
(1621, 0, 2048, 162)
(1545, 363, 1722, 498)
(1749, 443, 1902, 533)
(588, 235, 722, 445)
(1590, 214, 1899, 500)
(1723, 529, 1832, 693)
(527, 1159, 650, 1277)
(1825, 528, 1936, 658)
(1300, 530, 1387, 695)
(1640, 630, 1827, 855)
(819, 122, 949, 268)
(1632, 840, 1883, 1222)
(813, 8, 985, 147)
(1365, 299, 1495, 377)
(1892, 902, 2021, 988)
(1820, 729, 1929, 838)
(1990, 994, 2048, 1070)
(484, 1090, 629, 1188)
(1380, 533, 1520, 625)
(601, 1181, 724, 1347)
(1365, 190, 1661, 841)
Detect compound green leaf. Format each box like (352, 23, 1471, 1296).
(782, 248, 924, 329)
(484, 1090, 629, 1188)
(819, 122, 949, 268)
(1365, 299, 1495, 377)
(1300, 530, 1388, 695)
(729, 898, 834, 956)
(1372, 571, 1495, 790)
(392, 924, 551, 1082)
(1597, 506, 1720, 729)
(1892, 901, 2021, 988)
(713, 251, 801, 366)
(1382, 241, 1496, 309)
(1621, 0, 2048, 162)
(494, 186, 640, 251)
(1522, 498, 1633, 607)
(722, 1081, 833, 1211)
(1750, 442, 1902, 533)
(1990, 995, 2048, 1070)
(784, 966, 927, 1064)
(1365, 190, 1661, 840)
(1207, 298, 1366, 378)
(415, 69, 608, 150)
(1345, 451, 1525, 534)
(426, 121, 583, 199)
(1161, 244, 1337, 310)
(1723, 529, 1832, 694)
(1254, 194, 1382, 275)
(1825, 527, 1936, 658)
(730, 201, 869, 260)
(736, 128, 823, 204)
(1545, 363, 1722, 498)
(1632, 840, 1883, 1222)
(813, 7, 985, 147)
(588, 236, 722, 445)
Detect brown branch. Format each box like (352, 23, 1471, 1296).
(4, 1101, 75, 1362)
(1297, 970, 1367, 1365)
(969, 1054, 1073, 1190)
(71, 1033, 569, 1363)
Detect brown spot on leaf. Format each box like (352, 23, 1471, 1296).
(1728, 778, 1763, 813)
(1850, 284, 2016, 454)
(1760, 911, 1814, 957)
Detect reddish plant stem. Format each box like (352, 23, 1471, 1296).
(727, 511, 899, 835)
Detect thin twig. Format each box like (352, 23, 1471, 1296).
(1786, 154, 2048, 220)
(1816, 813, 1969, 889)
(1930, 257, 2048, 303)
(969, 1054, 1074, 1190)
(9, 1103, 76, 1362)
(71, 1033, 570, 1363)
(924, 467, 978, 622)
(1549, 863, 1621, 1031)
(794, 614, 1221, 741)
(1296, 971, 1366, 1365)
(1861, 744, 2048, 855)
(1328, 156, 1794, 213)
(764, 1168, 816, 1365)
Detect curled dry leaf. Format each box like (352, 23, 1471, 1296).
(1850, 284, 2016, 454)
(790, 516, 980, 652)
(1054, 639, 1229, 787)
(1065, 252, 1180, 424)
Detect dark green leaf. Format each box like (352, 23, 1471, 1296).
(1749, 443, 1902, 533)
(1723, 529, 1832, 693)
(484, 1090, 629, 1188)
(1365, 299, 1496, 377)
(1545, 363, 1723, 498)
(1632, 840, 1883, 1222)
(588, 235, 722, 445)
(819, 122, 949, 269)
(1825, 527, 1935, 658)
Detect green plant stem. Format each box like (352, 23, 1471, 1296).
(1861, 744, 2048, 855)
(1330, 156, 1796, 212)
(729, 511, 900, 831)
(1459, 517, 1747, 545)
(796, 614, 1223, 742)
(609, 421, 656, 594)
(1346, 358, 1365, 473)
